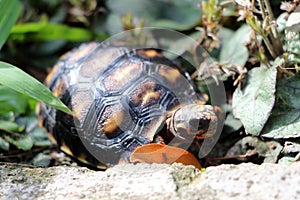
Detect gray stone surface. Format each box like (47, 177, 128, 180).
(178, 163, 300, 200)
(0, 162, 300, 200)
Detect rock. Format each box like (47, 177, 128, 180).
(0, 162, 300, 200)
(178, 163, 300, 200)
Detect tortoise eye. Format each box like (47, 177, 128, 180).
(189, 119, 210, 132)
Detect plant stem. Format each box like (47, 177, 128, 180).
(257, 0, 276, 58)
(263, 0, 283, 55)
(263, 35, 277, 59)
(256, 0, 283, 58)
(263, 0, 275, 21)
(258, 0, 267, 18)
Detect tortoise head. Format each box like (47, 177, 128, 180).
(167, 104, 218, 140)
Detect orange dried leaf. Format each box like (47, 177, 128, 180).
(130, 143, 202, 169)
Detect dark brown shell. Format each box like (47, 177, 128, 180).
(39, 42, 206, 168)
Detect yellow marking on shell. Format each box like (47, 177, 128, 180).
(72, 90, 94, 123)
(80, 47, 124, 77)
(77, 153, 88, 164)
(197, 105, 205, 112)
(59, 51, 70, 60)
(77, 156, 88, 165)
(158, 65, 181, 84)
(142, 92, 160, 105)
(103, 61, 142, 91)
(117, 159, 128, 165)
(97, 163, 108, 170)
(137, 49, 162, 57)
(47, 133, 58, 145)
(77, 153, 108, 169)
(61, 142, 73, 156)
(37, 117, 43, 129)
(196, 99, 206, 105)
(45, 64, 59, 86)
(36, 104, 41, 120)
(68, 43, 98, 63)
(53, 80, 65, 98)
(102, 110, 124, 134)
(131, 82, 161, 106)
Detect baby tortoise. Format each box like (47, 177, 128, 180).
(38, 42, 218, 169)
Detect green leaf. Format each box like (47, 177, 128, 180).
(107, 0, 159, 22)
(18, 116, 51, 146)
(0, 137, 9, 151)
(151, 19, 195, 31)
(262, 74, 300, 138)
(0, 120, 24, 132)
(0, 62, 72, 114)
(221, 104, 243, 133)
(8, 22, 106, 42)
(4, 134, 34, 151)
(218, 27, 235, 44)
(232, 66, 277, 135)
(287, 36, 300, 64)
(30, 127, 52, 146)
(0, 85, 34, 114)
(104, 14, 124, 35)
(150, 0, 201, 30)
(0, 0, 21, 49)
(106, 0, 201, 31)
(219, 25, 251, 66)
(224, 113, 243, 133)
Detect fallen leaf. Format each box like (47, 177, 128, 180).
(130, 143, 202, 169)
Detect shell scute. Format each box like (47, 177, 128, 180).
(102, 58, 143, 92)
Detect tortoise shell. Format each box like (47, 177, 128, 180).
(38, 42, 217, 169)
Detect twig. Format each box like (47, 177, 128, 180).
(255, 0, 278, 58)
(263, 0, 283, 55)
(258, 0, 267, 17)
